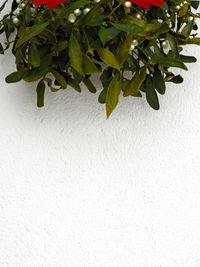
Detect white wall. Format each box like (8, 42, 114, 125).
(0, 14, 200, 267)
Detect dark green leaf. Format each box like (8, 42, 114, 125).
(66, 76, 81, 92)
(167, 33, 179, 56)
(5, 71, 23, 83)
(151, 57, 187, 70)
(153, 65, 166, 95)
(83, 77, 96, 93)
(110, 22, 143, 33)
(28, 43, 40, 67)
(98, 88, 108, 104)
(16, 22, 50, 48)
(168, 75, 183, 84)
(191, 1, 199, 9)
(180, 55, 197, 63)
(36, 80, 45, 108)
(146, 76, 160, 110)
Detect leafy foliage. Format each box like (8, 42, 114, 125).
(0, 0, 199, 117)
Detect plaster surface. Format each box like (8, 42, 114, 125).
(0, 8, 200, 267)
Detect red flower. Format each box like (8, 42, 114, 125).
(33, 0, 164, 9)
(129, 0, 164, 9)
(33, 0, 68, 8)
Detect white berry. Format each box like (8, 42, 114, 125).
(13, 17, 19, 24)
(124, 1, 132, 8)
(135, 13, 142, 19)
(74, 8, 81, 16)
(68, 13, 76, 23)
(83, 8, 91, 15)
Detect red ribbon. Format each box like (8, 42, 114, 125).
(33, 0, 164, 9)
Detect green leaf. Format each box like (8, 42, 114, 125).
(178, 4, 188, 17)
(151, 57, 187, 70)
(24, 5, 32, 25)
(152, 65, 166, 95)
(181, 19, 194, 37)
(145, 76, 160, 110)
(191, 1, 199, 9)
(180, 55, 197, 63)
(96, 48, 121, 71)
(15, 21, 50, 48)
(110, 22, 143, 33)
(5, 71, 23, 83)
(168, 75, 183, 84)
(167, 33, 179, 56)
(15, 47, 24, 64)
(98, 88, 108, 104)
(106, 72, 122, 118)
(83, 55, 101, 74)
(72, 68, 83, 83)
(23, 68, 49, 82)
(28, 43, 40, 67)
(143, 22, 168, 34)
(88, 14, 108, 26)
(184, 37, 200, 45)
(117, 33, 133, 66)
(66, 76, 81, 92)
(99, 68, 113, 102)
(36, 79, 45, 108)
(83, 77, 96, 93)
(99, 26, 108, 46)
(23, 55, 52, 82)
(69, 33, 85, 77)
(123, 65, 146, 97)
(51, 69, 67, 89)
(106, 27, 121, 41)
(57, 40, 68, 51)
(44, 77, 60, 92)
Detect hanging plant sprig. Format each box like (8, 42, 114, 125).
(0, 0, 199, 117)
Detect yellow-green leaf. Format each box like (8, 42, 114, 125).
(96, 48, 121, 71)
(123, 65, 146, 97)
(69, 33, 85, 76)
(83, 55, 101, 74)
(117, 33, 133, 66)
(106, 72, 121, 118)
(51, 69, 67, 89)
(179, 4, 188, 17)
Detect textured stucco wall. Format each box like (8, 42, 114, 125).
(0, 9, 200, 267)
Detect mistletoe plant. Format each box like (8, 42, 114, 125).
(0, 0, 199, 117)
